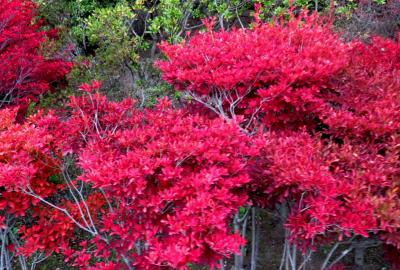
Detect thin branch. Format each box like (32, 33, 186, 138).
(250, 207, 258, 270)
(21, 186, 95, 235)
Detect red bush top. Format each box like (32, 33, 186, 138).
(157, 12, 350, 129)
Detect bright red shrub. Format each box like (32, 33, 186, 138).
(324, 36, 400, 137)
(69, 88, 260, 269)
(0, 107, 73, 267)
(158, 11, 400, 265)
(0, 83, 262, 269)
(260, 131, 398, 248)
(0, 0, 71, 110)
(157, 12, 350, 130)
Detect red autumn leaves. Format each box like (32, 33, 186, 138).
(0, 1, 399, 269)
(0, 0, 71, 111)
(158, 10, 400, 267)
(0, 85, 262, 269)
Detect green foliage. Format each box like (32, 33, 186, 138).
(55, 1, 141, 96)
(80, 1, 137, 67)
(142, 82, 176, 107)
(26, 88, 73, 117)
(238, 206, 247, 217)
(335, 0, 358, 16)
(201, 0, 248, 22)
(147, 0, 191, 43)
(80, 1, 134, 44)
(48, 174, 63, 184)
(34, 0, 118, 27)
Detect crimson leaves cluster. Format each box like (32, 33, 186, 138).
(0, 82, 262, 269)
(158, 11, 400, 266)
(0, 0, 71, 110)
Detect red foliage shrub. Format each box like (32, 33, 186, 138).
(262, 131, 399, 248)
(0, 0, 71, 110)
(0, 82, 262, 269)
(158, 11, 400, 265)
(157, 12, 350, 130)
(324, 36, 400, 137)
(0, 109, 77, 270)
